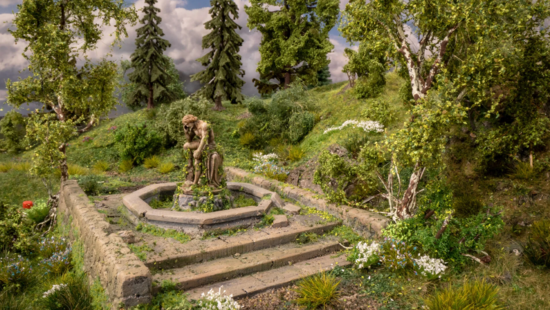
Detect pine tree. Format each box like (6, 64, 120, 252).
(245, 0, 339, 92)
(316, 65, 332, 87)
(128, 0, 175, 110)
(191, 0, 245, 111)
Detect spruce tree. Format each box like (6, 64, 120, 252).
(245, 0, 339, 92)
(316, 65, 332, 87)
(128, 0, 175, 110)
(191, 0, 245, 111)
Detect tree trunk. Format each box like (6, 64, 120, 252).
(59, 143, 68, 182)
(284, 71, 291, 89)
(213, 96, 225, 111)
(530, 151, 534, 168)
(396, 163, 425, 220)
(147, 82, 154, 109)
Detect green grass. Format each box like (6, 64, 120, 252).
(232, 194, 257, 208)
(128, 243, 154, 262)
(135, 223, 190, 243)
(295, 271, 341, 309)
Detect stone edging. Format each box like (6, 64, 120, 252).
(122, 182, 286, 233)
(58, 180, 152, 309)
(224, 167, 390, 237)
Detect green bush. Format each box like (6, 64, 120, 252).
(524, 220, 550, 267)
(75, 175, 105, 196)
(287, 145, 305, 162)
(424, 280, 503, 310)
(0, 111, 26, 154)
(92, 161, 110, 173)
(289, 112, 315, 144)
(119, 159, 134, 173)
(143, 156, 161, 169)
(0, 201, 38, 254)
(41, 272, 94, 310)
(239, 82, 316, 148)
(352, 60, 386, 99)
(155, 96, 211, 147)
(362, 98, 394, 125)
(383, 179, 504, 264)
(295, 272, 340, 309)
(115, 123, 162, 165)
(25, 199, 50, 224)
(158, 162, 175, 174)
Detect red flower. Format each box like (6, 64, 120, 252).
(23, 201, 33, 209)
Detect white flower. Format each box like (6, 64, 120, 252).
(43, 284, 67, 298)
(414, 255, 447, 277)
(324, 120, 384, 134)
(354, 241, 380, 269)
(198, 286, 241, 310)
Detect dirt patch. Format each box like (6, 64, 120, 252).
(238, 280, 380, 310)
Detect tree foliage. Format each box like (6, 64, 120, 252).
(0, 111, 27, 154)
(6, 0, 137, 181)
(191, 0, 245, 111)
(245, 0, 339, 94)
(127, 0, 175, 110)
(119, 56, 186, 111)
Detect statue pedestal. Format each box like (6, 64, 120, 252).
(174, 186, 233, 212)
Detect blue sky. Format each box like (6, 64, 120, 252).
(0, 0, 354, 117)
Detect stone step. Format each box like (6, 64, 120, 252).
(145, 219, 341, 270)
(152, 238, 344, 293)
(185, 253, 351, 300)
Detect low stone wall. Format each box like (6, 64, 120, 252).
(225, 167, 390, 238)
(58, 180, 152, 309)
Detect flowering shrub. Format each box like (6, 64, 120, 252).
(197, 286, 241, 310)
(43, 284, 67, 298)
(0, 201, 38, 254)
(0, 254, 34, 289)
(39, 237, 70, 260)
(22, 201, 33, 209)
(414, 255, 447, 279)
(252, 152, 288, 181)
(349, 238, 447, 279)
(25, 199, 50, 224)
(41, 248, 72, 276)
(82, 136, 93, 143)
(323, 120, 384, 134)
(108, 126, 117, 131)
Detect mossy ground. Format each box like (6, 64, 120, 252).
(2, 75, 550, 309)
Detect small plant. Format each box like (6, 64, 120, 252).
(0, 254, 34, 290)
(158, 162, 175, 174)
(0, 201, 38, 254)
(0, 162, 13, 173)
(128, 243, 154, 261)
(41, 247, 72, 276)
(115, 122, 163, 165)
(196, 286, 241, 310)
(82, 136, 93, 143)
(350, 240, 380, 269)
(41, 272, 94, 310)
(143, 156, 161, 169)
(11, 162, 31, 172)
(92, 161, 110, 173)
(136, 223, 190, 243)
(524, 220, 550, 267)
(510, 161, 538, 180)
(38, 237, 70, 259)
(119, 159, 134, 173)
(239, 132, 256, 147)
(423, 280, 504, 310)
(287, 145, 305, 162)
(68, 164, 88, 176)
(25, 199, 50, 224)
(252, 152, 289, 181)
(75, 175, 104, 196)
(361, 98, 394, 125)
(257, 214, 274, 227)
(296, 232, 319, 245)
(295, 272, 340, 309)
(232, 195, 257, 208)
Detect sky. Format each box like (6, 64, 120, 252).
(0, 0, 358, 117)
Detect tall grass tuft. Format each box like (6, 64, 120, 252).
(158, 162, 175, 174)
(11, 162, 30, 172)
(68, 164, 88, 176)
(92, 161, 110, 173)
(143, 155, 161, 169)
(287, 145, 305, 162)
(510, 161, 538, 180)
(41, 272, 94, 310)
(119, 159, 133, 173)
(524, 220, 550, 267)
(295, 271, 340, 309)
(424, 279, 504, 310)
(0, 162, 13, 173)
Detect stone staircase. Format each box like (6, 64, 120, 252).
(147, 214, 350, 300)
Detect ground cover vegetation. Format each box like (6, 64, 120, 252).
(2, 0, 550, 308)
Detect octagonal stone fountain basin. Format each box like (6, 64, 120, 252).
(122, 182, 285, 235)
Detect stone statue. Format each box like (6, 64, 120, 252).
(182, 114, 224, 187)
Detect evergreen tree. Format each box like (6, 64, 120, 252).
(245, 0, 339, 93)
(191, 0, 245, 111)
(316, 65, 332, 87)
(128, 0, 175, 110)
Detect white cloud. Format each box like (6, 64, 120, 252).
(0, 0, 20, 8)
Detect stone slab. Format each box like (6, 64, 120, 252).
(272, 215, 289, 228)
(282, 203, 301, 215)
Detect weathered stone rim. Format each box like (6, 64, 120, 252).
(122, 182, 285, 226)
